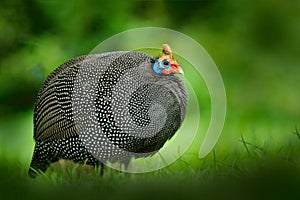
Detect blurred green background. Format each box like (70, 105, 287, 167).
(0, 0, 300, 199)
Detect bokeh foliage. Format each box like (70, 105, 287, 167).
(0, 0, 300, 199)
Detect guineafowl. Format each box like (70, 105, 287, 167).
(28, 44, 187, 177)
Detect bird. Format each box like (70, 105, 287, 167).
(28, 44, 187, 177)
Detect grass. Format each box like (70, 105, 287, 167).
(1, 113, 300, 200)
(1, 141, 300, 200)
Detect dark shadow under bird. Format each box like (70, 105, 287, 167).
(29, 44, 187, 177)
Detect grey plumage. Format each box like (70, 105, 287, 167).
(29, 49, 187, 177)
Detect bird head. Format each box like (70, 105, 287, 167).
(153, 44, 184, 75)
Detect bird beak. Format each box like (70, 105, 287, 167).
(171, 63, 184, 75)
(177, 66, 184, 75)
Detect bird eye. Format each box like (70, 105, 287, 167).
(163, 60, 169, 65)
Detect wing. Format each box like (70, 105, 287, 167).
(33, 52, 130, 141)
(33, 56, 85, 141)
(34, 52, 135, 142)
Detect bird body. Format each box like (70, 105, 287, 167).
(29, 45, 187, 177)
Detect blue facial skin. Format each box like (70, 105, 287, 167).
(153, 59, 171, 75)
